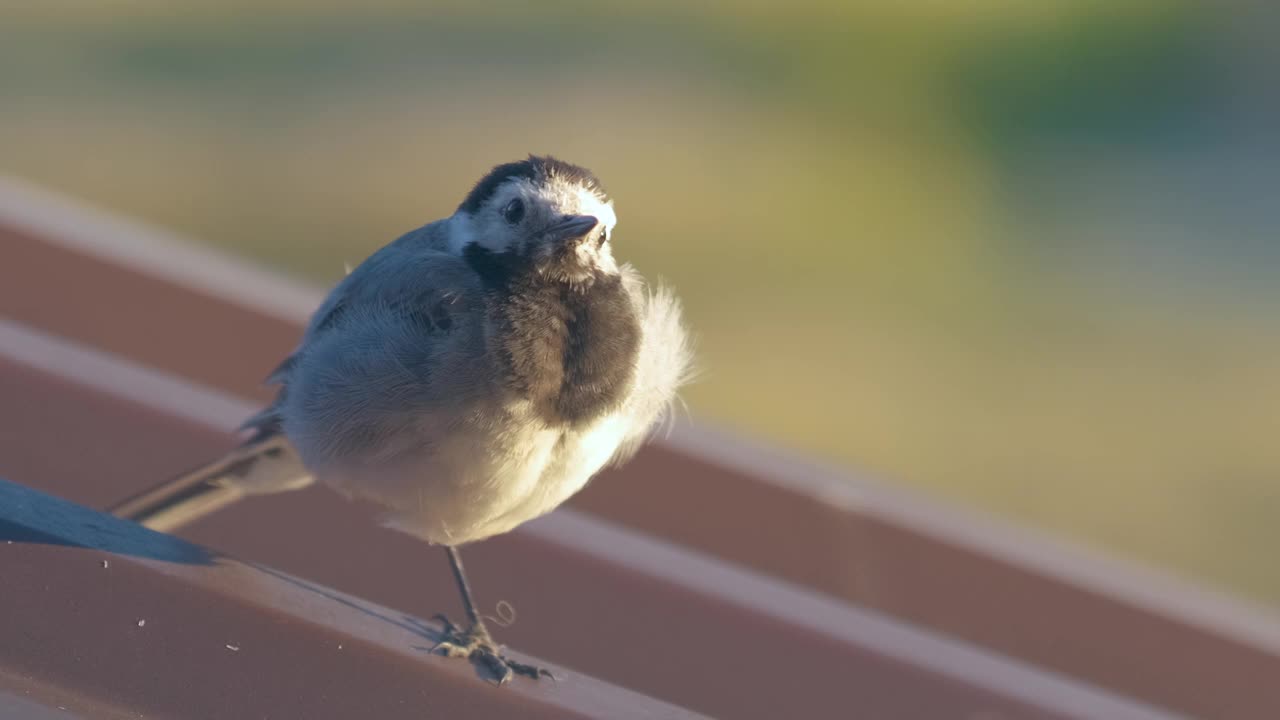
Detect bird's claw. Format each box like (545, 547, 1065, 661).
(432, 615, 554, 685)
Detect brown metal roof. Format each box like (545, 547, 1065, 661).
(2, 176, 1277, 717)
(0, 477, 706, 720)
(4, 347, 1163, 719)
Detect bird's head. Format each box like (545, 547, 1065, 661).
(450, 156, 618, 287)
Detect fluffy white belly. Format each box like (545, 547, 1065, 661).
(315, 412, 630, 546)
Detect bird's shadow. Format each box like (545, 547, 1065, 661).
(0, 479, 513, 685)
(0, 479, 213, 565)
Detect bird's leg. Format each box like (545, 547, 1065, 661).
(432, 545, 553, 684)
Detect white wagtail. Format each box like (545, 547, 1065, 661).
(110, 156, 693, 683)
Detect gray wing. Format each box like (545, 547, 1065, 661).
(111, 222, 468, 533)
(242, 220, 474, 443)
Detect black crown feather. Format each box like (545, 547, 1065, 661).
(457, 155, 606, 214)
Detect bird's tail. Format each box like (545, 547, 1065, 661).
(109, 433, 313, 532)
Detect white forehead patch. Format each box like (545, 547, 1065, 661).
(535, 177, 620, 279)
(537, 178, 617, 230)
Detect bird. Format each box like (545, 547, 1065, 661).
(109, 155, 693, 683)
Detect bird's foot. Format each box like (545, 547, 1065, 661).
(432, 614, 554, 685)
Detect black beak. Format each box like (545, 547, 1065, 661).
(546, 214, 599, 245)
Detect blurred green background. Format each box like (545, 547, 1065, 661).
(4, 1, 1278, 606)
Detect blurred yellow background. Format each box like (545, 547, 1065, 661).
(4, 1, 1278, 606)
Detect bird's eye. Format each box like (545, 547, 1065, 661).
(597, 229, 609, 248)
(501, 198, 525, 224)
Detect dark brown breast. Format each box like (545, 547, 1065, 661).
(466, 245, 641, 426)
